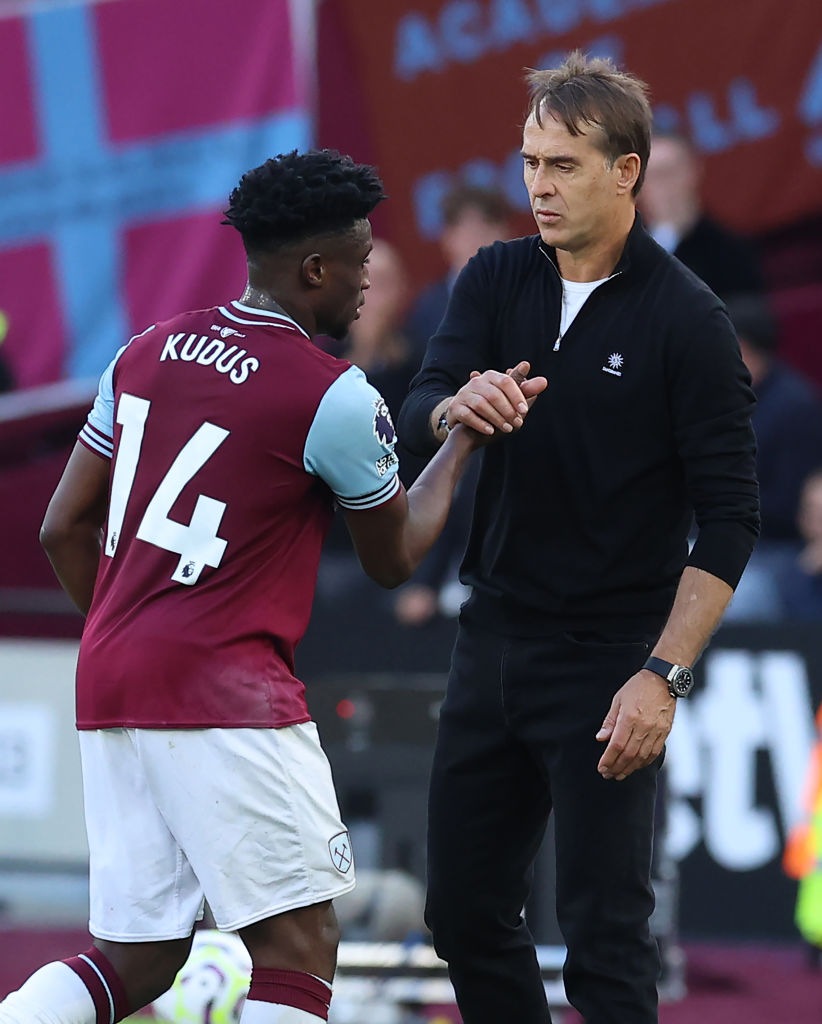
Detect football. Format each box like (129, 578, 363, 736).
(151, 930, 251, 1024)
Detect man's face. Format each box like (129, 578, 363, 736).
(315, 219, 373, 340)
(522, 111, 630, 254)
(639, 137, 700, 229)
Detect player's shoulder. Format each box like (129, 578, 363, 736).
(114, 307, 219, 361)
(309, 365, 396, 454)
(314, 364, 385, 422)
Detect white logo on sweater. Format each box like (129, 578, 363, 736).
(602, 352, 624, 377)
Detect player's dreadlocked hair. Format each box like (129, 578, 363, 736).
(222, 149, 386, 253)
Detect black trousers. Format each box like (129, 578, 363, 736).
(426, 620, 661, 1024)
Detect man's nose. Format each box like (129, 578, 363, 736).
(531, 168, 555, 197)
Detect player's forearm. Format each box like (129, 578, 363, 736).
(400, 424, 476, 577)
(651, 565, 733, 667)
(40, 524, 102, 615)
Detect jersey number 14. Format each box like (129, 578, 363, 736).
(106, 392, 229, 585)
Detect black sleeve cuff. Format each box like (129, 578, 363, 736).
(686, 518, 760, 590)
(397, 381, 450, 457)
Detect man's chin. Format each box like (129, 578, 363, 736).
(535, 223, 565, 247)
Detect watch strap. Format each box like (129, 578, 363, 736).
(437, 409, 452, 436)
(643, 655, 677, 681)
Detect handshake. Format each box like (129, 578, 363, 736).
(436, 360, 549, 444)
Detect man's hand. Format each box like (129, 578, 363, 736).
(596, 670, 675, 781)
(446, 360, 548, 437)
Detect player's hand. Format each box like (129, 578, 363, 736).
(506, 362, 548, 410)
(447, 361, 548, 439)
(595, 670, 675, 781)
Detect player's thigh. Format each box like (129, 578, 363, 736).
(135, 723, 355, 932)
(79, 729, 204, 942)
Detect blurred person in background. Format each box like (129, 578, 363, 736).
(723, 295, 822, 621)
(342, 239, 422, 479)
(774, 468, 822, 621)
(640, 132, 765, 300)
(404, 184, 513, 358)
(395, 186, 512, 626)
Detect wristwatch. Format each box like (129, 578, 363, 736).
(437, 409, 452, 437)
(643, 656, 694, 698)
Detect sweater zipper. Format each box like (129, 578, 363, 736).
(552, 269, 623, 352)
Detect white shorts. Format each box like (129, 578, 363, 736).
(79, 723, 355, 941)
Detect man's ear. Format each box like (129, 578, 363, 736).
(614, 153, 641, 195)
(302, 252, 324, 287)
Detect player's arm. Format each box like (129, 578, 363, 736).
(343, 424, 477, 588)
(306, 366, 542, 588)
(427, 364, 547, 444)
(40, 346, 121, 615)
(347, 364, 545, 587)
(40, 442, 110, 615)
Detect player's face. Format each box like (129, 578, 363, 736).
(522, 111, 635, 256)
(317, 220, 373, 340)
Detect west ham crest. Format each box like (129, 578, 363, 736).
(329, 831, 353, 874)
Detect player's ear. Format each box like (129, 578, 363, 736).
(302, 253, 324, 288)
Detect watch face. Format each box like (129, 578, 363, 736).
(671, 667, 694, 697)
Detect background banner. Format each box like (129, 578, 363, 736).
(0, 0, 312, 387)
(322, 0, 822, 289)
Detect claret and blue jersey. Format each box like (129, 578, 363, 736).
(76, 301, 400, 730)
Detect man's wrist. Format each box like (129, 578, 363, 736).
(430, 398, 454, 442)
(643, 656, 695, 698)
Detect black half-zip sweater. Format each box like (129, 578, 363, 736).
(397, 214, 760, 636)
